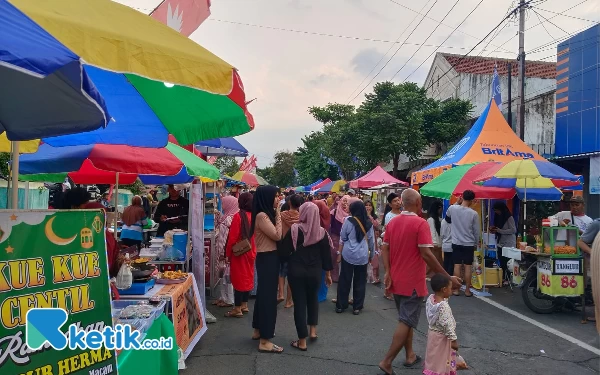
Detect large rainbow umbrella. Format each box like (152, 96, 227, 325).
(0, 0, 255, 153)
(231, 171, 269, 186)
(314, 180, 347, 194)
(19, 142, 220, 183)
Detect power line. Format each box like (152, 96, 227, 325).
(488, 0, 589, 56)
(530, 8, 570, 35)
(347, 0, 440, 104)
(206, 18, 515, 54)
(386, 0, 514, 53)
(343, 0, 432, 103)
(533, 6, 554, 39)
(401, 0, 487, 83)
(534, 6, 599, 24)
(389, 0, 463, 81)
(426, 3, 520, 94)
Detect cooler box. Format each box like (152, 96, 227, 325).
(172, 232, 188, 261)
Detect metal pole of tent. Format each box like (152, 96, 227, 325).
(114, 173, 119, 239)
(11, 141, 19, 209)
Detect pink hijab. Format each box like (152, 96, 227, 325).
(333, 195, 351, 223)
(217, 195, 239, 225)
(292, 202, 330, 250)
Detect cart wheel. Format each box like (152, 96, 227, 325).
(521, 274, 560, 314)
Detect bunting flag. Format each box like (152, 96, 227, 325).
(207, 156, 217, 164)
(151, 0, 211, 37)
(245, 155, 258, 173)
(239, 157, 249, 171)
(492, 63, 502, 111)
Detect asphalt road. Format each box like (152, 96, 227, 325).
(185, 283, 600, 375)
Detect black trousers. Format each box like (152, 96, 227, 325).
(234, 290, 249, 307)
(497, 247, 509, 279)
(252, 251, 279, 339)
(443, 251, 454, 276)
(336, 258, 367, 311)
(288, 268, 321, 339)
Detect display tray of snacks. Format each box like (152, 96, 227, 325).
(155, 270, 188, 284)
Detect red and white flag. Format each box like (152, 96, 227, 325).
(207, 156, 217, 165)
(239, 157, 249, 172)
(151, 0, 211, 37)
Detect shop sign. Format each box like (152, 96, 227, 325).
(552, 259, 582, 275)
(590, 155, 600, 195)
(0, 210, 117, 375)
(538, 259, 584, 297)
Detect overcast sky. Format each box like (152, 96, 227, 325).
(118, 0, 599, 167)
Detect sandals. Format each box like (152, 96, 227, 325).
(241, 308, 250, 314)
(403, 355, 422, 368)
(290, 340, 307, 352)
(378, 365, 397, 375)
(224, 310, 244, 318)
(384, 295, 394, 301)
(309, 335, 318, 341)
(258, 344, 284, 354)
(284, 302, 294, 309)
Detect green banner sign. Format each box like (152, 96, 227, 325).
(0, 210, 117, 375)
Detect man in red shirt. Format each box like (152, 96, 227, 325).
(378, 189, 461, 375)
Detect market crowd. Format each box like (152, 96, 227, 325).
(210, 185, 600, 375)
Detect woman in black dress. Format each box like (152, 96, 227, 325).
(281, 202, 333, 351)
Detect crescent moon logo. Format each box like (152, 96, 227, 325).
(45, 217, 77, 246)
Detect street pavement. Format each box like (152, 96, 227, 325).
(185, 283, 600, 375)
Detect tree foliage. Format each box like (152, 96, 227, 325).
(296, 82, 472, 179)
(268, 151, 297, 187)
(213, 156, 240, 177)
(294, 131, 339, 185)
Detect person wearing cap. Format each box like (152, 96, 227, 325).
(154, 184, 189, 237)
(556, 196, 593, 238)
(347, 189, 356, 197)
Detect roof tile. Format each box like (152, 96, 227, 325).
(441, 53, 556, 79)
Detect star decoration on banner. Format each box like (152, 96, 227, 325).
(5, 245, 14, 254)
(10, 214, 17, 221)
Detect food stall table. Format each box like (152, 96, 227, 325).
(119, 274, 207, 360)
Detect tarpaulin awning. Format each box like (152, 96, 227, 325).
(349, 166, 407, 189)
(310, 178, 332, 192)
(412, 100, 546, 185)
(195, 137, 248, 157)
(314, 180, 346, 194)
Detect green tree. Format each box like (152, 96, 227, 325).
(355, 82, 472, 176)
(294, 131, 339, 185)
(308, 103, 365, 179)
(423, 98, 473, 154)
(0, 152, 10, 178)
(256, 166, 273, 185)
(213, 156, 240, 177)
(121, 179, 146, 196)
(269, 151, 296, 187)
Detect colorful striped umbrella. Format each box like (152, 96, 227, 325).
(420, 163, 516, 200)
(314, 180, 347, 194)
(231, 171, 269, 186)
(474, 160, 580, 187)
(1, 0, 254, 152)
(19, 142, 220, 183)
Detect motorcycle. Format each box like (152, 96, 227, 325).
(516, 253, 592, 315)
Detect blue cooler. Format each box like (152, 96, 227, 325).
(173, 232, 188, 261)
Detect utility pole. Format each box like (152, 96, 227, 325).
(517, 0, 526, 141)
(507, 62, 512, 129)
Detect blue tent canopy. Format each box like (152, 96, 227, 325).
(195, 137, 248, 157)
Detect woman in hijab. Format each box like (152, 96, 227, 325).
(336, 200, 375, 315)
(329, 194, 351, 282)
(279, 194, 304, 307)
(120, 196, 148, 249)
(490, 201, 516, 284)
(279, 202, 333, 351)
(224, 193, 256, 318)
(213, 195, 239, 308)
(250, 185, 283, 353)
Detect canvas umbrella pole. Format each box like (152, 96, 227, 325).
(11, 141, 19, 209)
(114, 172, 119, 239)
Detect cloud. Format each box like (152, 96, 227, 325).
(288, 0, 311, 11)
(343, 0, 393, 23)
(309, 65, 352, 85)
(351, 48, 387, 76)
(0, 211, 54, 244)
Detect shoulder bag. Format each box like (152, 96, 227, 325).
(232, 220, 251, 256)
(353, 217, 372, 257)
